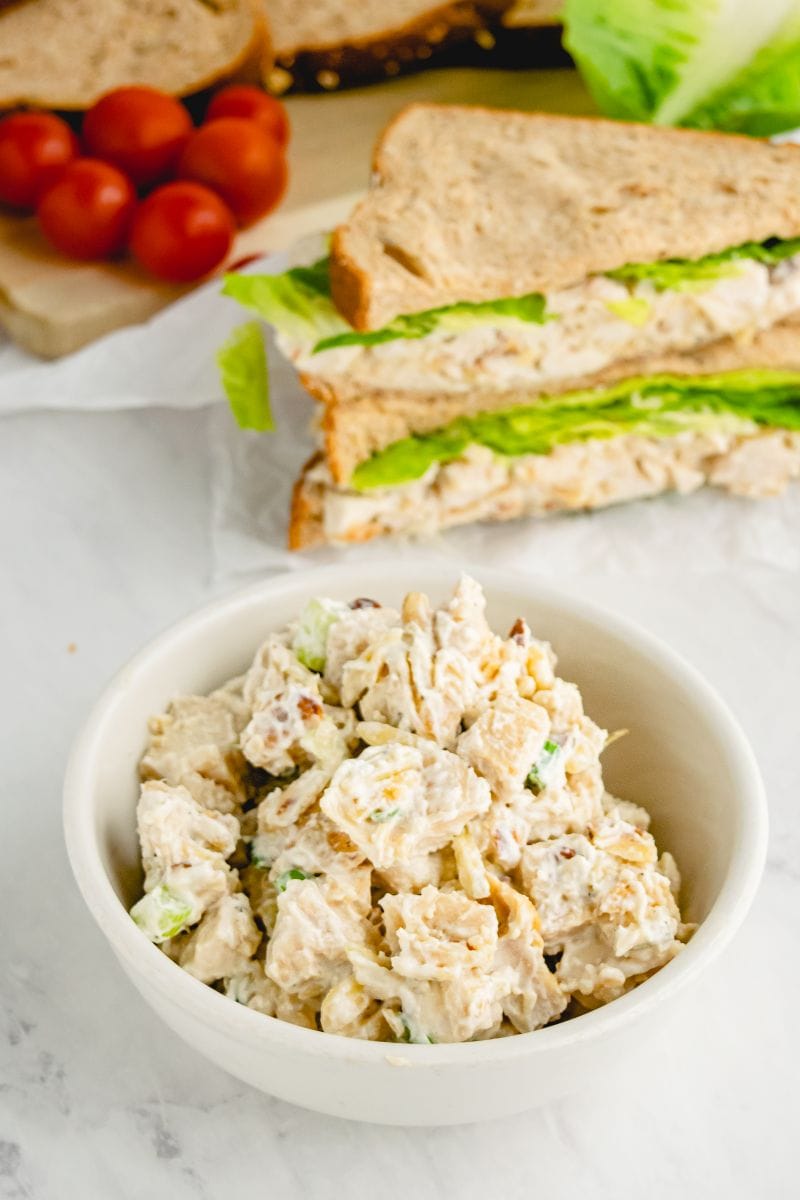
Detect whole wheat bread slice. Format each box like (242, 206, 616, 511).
(330, 105, 800, 330)
(303, 315, 800, 483)
(0, 0, 266, 109)
(265, 0, 508, 57)
(262, 2, 512, 94)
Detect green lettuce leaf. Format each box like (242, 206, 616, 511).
(351, 369, 800, 490)
(686, 8, 800, 135)
(223, 260, 350, 345)
(314, 291, 553, 351)
(563, 0, 800, 135)
(606, 237, 800, 292)
(217, 321, 273, 432)
(223, 257, 551, 354)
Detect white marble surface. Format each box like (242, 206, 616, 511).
(2, 403, 799, 1199)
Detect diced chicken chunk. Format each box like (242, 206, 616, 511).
(708, 430, 800, 497)
(140, 690, 250, 813)
(320, 973, 387, 1040)
(225, 960, 317, 1028)
(256, 765, 330, 828)
(266, 875, 375, 1001)
(320, 740, 490, 869)
(178, 893, 261, 984)
(340, 579, 492, 749)
(488, 877, 567, 1032)
(241, 636, 346, 774)
(268, 811, 370, 910)
(519, 834, 597, 949)
(457, 694, 550, 799)
(348, 944, 508, 1045)
(133, 781, 239, 932)
(323, 603, 400, 689)
(381, 886, 498, 981)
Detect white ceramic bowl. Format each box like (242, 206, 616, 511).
(64, 564, 767, 1125)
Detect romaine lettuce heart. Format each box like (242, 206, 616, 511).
(563, 0, 800, 135)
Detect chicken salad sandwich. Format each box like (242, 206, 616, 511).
(220, 105, 800, 547)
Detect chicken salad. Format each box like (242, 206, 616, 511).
(130, 577, 693, 1043)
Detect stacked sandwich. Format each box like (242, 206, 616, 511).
(223, 105, 800, 548)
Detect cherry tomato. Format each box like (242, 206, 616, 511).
(205, 85, 290, 147)
(37, 158, 136, 259)
(130, 181, 234, 282)
(82, 86, 192, 188)
(178, 117, 286, 227)
(0, 112, 78, 209)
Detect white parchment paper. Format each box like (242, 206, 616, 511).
(1, 248, 799, 580)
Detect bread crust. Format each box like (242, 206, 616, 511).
(0, 0, 268, 109)
(288, 454, 326, 550)
(301, 315, 800, 483)
(330, 105, 800, 330)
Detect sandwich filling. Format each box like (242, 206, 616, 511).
(302, 429, 800, 545)
(223, 239, 800, 408)
(295, 367, 800, 543)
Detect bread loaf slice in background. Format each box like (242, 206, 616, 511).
(330, 105, 800, 330)
(501, 0, 562, 27)
(0, 0, 266, 109)
(262, 0, 515, 93)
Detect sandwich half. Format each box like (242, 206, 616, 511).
(221, 105, 800, 548)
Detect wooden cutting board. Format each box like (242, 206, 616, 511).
(0, 68, 592, 358)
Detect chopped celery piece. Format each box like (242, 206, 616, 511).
(130, 885, 193, 943)
(527, 739, 563, 794)
(398, 1012, 435, 1044)
(275, 867, 313, 892)
(604, 297, 651, 325)
(369, 807, 400, 823)
(292, 596, 350, 672)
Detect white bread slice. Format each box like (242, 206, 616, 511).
(0, 0, 266, 109)
(289, 316, 800, 547)
(330, 105, 800, 330)
(305, 314, 800, 484)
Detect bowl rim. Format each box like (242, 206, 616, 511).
(63, 562, 768, 1066)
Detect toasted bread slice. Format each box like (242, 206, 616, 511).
(0, 0, 266, 109)
(289, 316, 800, 547)
(330, 105, 800, 330)
(305, 314, 800, 484)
